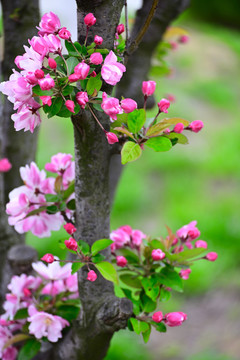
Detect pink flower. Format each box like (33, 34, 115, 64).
(179, 35, 189, 44)
(64, 223, 77, 235)
(179, 268, 191, 280)
(37, 12, 61, 36)
(25, 72, 38, 85)
(0, 326, 17, 360)
(170, 41, 178, 50)
(28, 310, 69, 342)
(152, 311, 163, 323)
(90, 52, 103, 65)
(84, 13, 96, 27)
(174, 123, 184, 133)
(0, 159, 12, 172)
(101, 92, 122, 121)
(41, 280, 65, 296)
(40, 95, 52, 106)
(131, 229, 146, 248)
(65, 100, 75, 113)
(164, 312, 187, 327)
(110, 228, 130, 250)
(19, 162, 49, 192)
(152, 249, 166, 261)
(101, 51, 126, 86)
(76, 91, 89, 109)
(205, 252, 218, 262)
(65, 238, 78, 251)
(158, 98, 170, 113)
(94, 35, 103, 45)
(87, 270, 97, 282)
(48, 58, 57, 69)
(166, 94, 176, 103)
(45, 153, 72, 174)
(35, 69, 44, 79)
(43, 34, 62, 53)
(2, 346, 18, 360)
(116, 256, 127, 267)
(106, 132, 119, 145)
(116, 24, 124, 35)
(65, 274, 78, 294)
(142, 81, 156, 96)
(121, 98, 137, 113)
(74, 62, 90, 80)
(41, 254, 55, 263)
(195, 240, 208, 249)
(11, 101, 41, 133)
(38, 74, 55, 91)
(16, 46, 44, 74)
(58, 27, 71, 40)
(30, 36, 50, 57)
(176, 221, 200, 241)
(32, 260, 72, 280)
(7, 273, 41, 299)
(189, 120, 204, 133)
(68, 73, 81, 83)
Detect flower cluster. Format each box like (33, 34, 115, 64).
(0, 260, 79, 359)
(6, 153, 75, 237)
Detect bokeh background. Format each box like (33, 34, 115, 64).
(8, 0, 239, 359)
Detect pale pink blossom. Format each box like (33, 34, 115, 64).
(121, 98, 137, 113)
(62, 161, 75, 189)
(176, 221, 200, 241)
(11, 101, 41, 133)
(65, 274, 78, 294)
(7, 274, 41, 299)
(37, 12, 61, 36)
(76, 91, 89, 109)
(110, 228, 130, 250)
(45, 153, 72, 174)
(38, 74, 55, 91)
(142, 81, 156, 96)
(43, 34, 62, 53)
(29, 36, 50, 57)
(0, 326, 17, 360)
(0, 159, 12, 172)
(41, 280, 65, 296)
(131, 229, 146, 248)
(32, 260, 72, 281)
(101, 51, 126, 85)
(101, 92, 122, 121)
(84, 13, 96, 27)
(164, 312, 187, 327)
(16, 45, 43, 74)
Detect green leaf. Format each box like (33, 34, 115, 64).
(127, 109, 146, 134)
(67, 199, 76, 210)
(47, 97, 63, 119)
(141, 294, 157, 312)
(88, 48, 109, 55)
(91, 253, 105, 263)
(57, 105, 74, 118)
(46, 205, 58, 214)
(14, 308, 28, 320)
(71, 262, 84, 274)
(154, 322, 167, 333)
(65, 40, 80, 56)
(62, 181, 75, 200)
(86, 74, 102, 96)
(118, 248, 140, 264)
(17, 339, 41, 360)
(113, 127, 135, 140)
(142, 325, 151, 343)
(121, 141, 142, 165)
(145, 136, 172, 152)
(150, 239, 166, 251)
(91, 239, 113, 256)
(141, 277, 160, 301)
(146, 117, 189, 136)
(157, 267, 183, 292)
(78, 240, 90, 255)
(45, 194, 60, 202)
(159, 288, 172, 302)
(164, 132, 189, 145)
(168, 247, 206, 262)
(119, 273, 142, 289)
(62, 85, 75, 96)
(57, 305, 80, 321)
(66, 57, 79, 74)
(24, 206, 47, 218)
(95, 261, 118, 284)
(130, 318, 149, 335)
(32, 84, 53, 97)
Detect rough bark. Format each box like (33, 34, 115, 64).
(0, 0, 39, 308)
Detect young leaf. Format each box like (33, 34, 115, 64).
(86, 74, 102, 96)
(141, 294, 157, 312)
(95, 261, 118, 284)
(47, 97, 63, 119)
(120, 273, 142, 289)
(150, 239, 166, 251)
(65, 40, 79, 56)
(130, 318, 149, 335)
(45, 194, 60, 203)
(13, 308, 28, 320)
(23, 206, 48, 219)
(152, 321, 167, 333)
(71, 262, 84, 274)
(159, 288, 172, 302)
(62, 181, 75, 200)
(78, 240, 90, 255)
(66, 57, 79, 74)
(118, 248, 140, 264)
(168, 247, 206, 262)
(145, 136, 172, 152)
(164, 132, 188, 145)
(114, 127, 135, 140)
(46, 205, 58, 214)
(91, 239, 113, 256)
(127, 109, 146, 134)
(141, 277, 160, 301)
(57, 305, 80, 321)
(17, 339, 41, 360)
(121, 141, 142, 165)
(142, 325, 151, 343)
(62, 85, 75, 96)
(157, 267, 183, 292)
(91, 253, 105, 263)
(67, 199, 76, 210)
(32, 84, 53, 97)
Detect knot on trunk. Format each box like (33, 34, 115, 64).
(7, 244, 38, 275)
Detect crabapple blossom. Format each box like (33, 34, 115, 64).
(41, 254, 55, 263)
(40, 95, 52, 106)
(110, 228, 130, 250)
(121, 98, 137, 113)
(64, 223, 77, 234)
(90, 52, 103, 65)
(152, 249, 166, 261)
(179, 268, 191, 280)
(101, 51, 126, 85)
(65, 238, 78, 251)
(65, 100, 75, 113)
(116, 24, 125, 35)
(152, 311, 163, 323)
(189, 120, 204, 133)
(7, 274, 41, 299)
(38, 74, 55, 91)
(116, 256, 127, 267)
(142, 81, 156, 96)
(164, 312, 187, 327)
(0, 326, 17, 360)
(87, 270, 97, 282)
(101, 92, 122, 121)
(158, 98, 170, 113)
(195, 240, 208, 249)
(205, 252, 218, 261)
(37, 12, 61, 36)
(84, 13, 96, 27)
(45, 153, 73, 174)
(11, 101, 41, 133)
(131, 229, 146, 248)
(58, 27, 71, 40)
(32, 260, 72, 280)
(68, 73, 81, 82)
(0, 159, 12, 172)
(48, 57, 57, 69)
(106, 132, 119, 145)
(176, 221, 200, 241)
(94, 35, 103, 45)
(179, 35, 189, 44)
(74, 62, 90, 80)
(174, 123, 184, 133)
(34, 69, 44, 79)
(76, 91, 89, 109)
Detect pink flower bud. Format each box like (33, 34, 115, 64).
(188, 228, 200, 240)
(74, 62, 90, 80)
(38, 12, 61, 36)
(0, 158, 12, 172)
(179, 268, 191, 280)
(116, 256, 127, 267)
(26, 72, 38, 85)
(94, 35, 103, 45)
(65, 100, 75, 113)
(189, 120, 204, 133)
(179, 35, 189, 44)
(106, 132, 119, 145)
(38, 74, 55, 90)
(151, 249, 165, 261)
(40, 95, 52, 106)
(152, 311, 163, 323)
(90, 52, 103, 65)
(76, 91, 89, 109)
(166, 94, 176, 103)
(87, 270, 97, 282)
(58, 27, 71, 40)
(121, 98, 137, 113)
(35, 69, 45, 79)
(84, 13, 96, 27)
(48, 58, 57, 69)
(174, 123, 184, 133)
(205, 252, 218, 262)
(64, 223, 77, 235)
(116, 24, 125, 35)
(142, 81, 156, 96)
(64, 237, 78, 251)
(163, 128, 171, 134)
(158, 98, 170, 113)
(195, 240, 208, 249)
(68, 73, 80, 83)
(41, 253, 55, 263)
(165, 312, 187, 327)
(90, 71, 97, 77)
(170, 41, 178, 50)
(23, 288, 31, 297)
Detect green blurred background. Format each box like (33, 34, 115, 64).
(23, 1, 240, 359)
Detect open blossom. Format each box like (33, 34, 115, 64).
(7, 274, 41, 299)
(142, 81, 156, 96)
(110, 228, 130, 250)
(45, 153, 72, 174)
(0, 159, 12, 172)
(164, 312, 187, 327)
(76, 91, 89, 109)
(176, 221, 200, 241)
(32, 260, 72, 281)
(37, 12, 61, 36)
(101, 92, 122, 121)
(16, 45, 44, 74)
(110, 225, 146, 251)
(0, 326, 18, 360)
(11, 101, 41, 133)
(101, 51, 126, 86)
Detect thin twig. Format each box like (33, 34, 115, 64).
(125, 0, 129, 47)
(87, 104, 106, 132)
(126, 0, 159, 56)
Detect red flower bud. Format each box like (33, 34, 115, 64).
(48, 58, 57, 69)
(84, 13, 96, 27)
(64, 237, 78, 252)
(63, 223, 77, 235)
(87, 270, 97, 282)
(41, 253, 55, 263)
